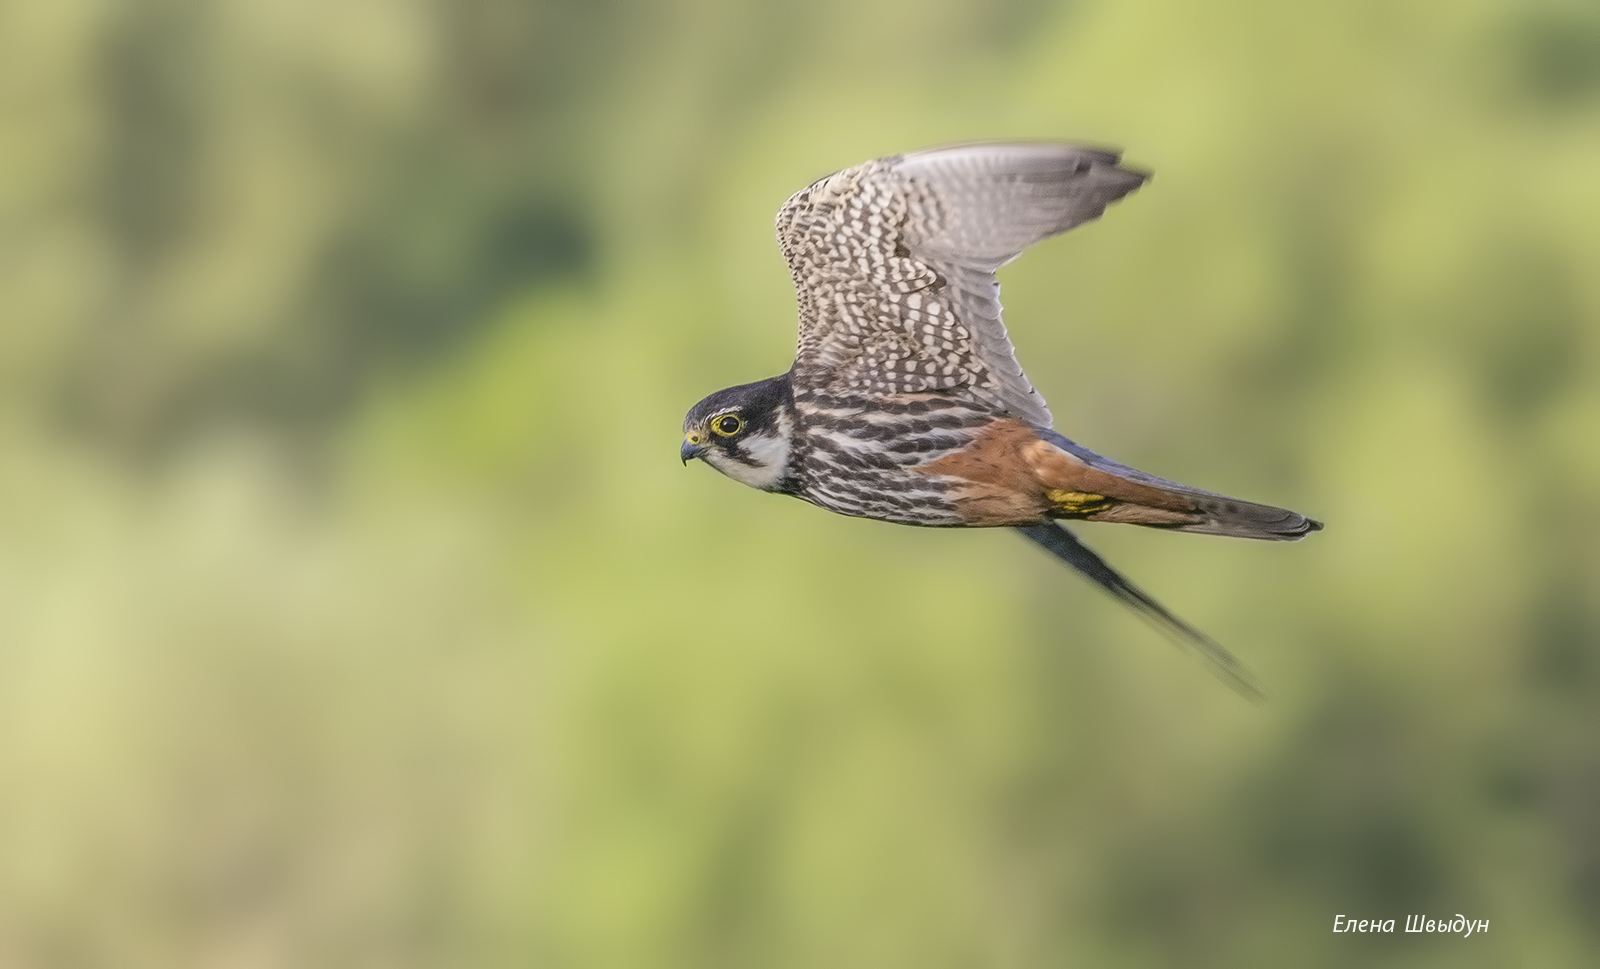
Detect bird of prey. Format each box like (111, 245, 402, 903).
(680, 143, 1320, 698)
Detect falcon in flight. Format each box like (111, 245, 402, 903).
(680, 143, 1320, 697)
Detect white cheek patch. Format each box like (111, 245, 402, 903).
(703, 411, 792, 491)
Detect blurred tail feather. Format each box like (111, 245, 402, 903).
(1017, 522, 1266, 701)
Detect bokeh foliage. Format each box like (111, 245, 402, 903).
(2, 0, 1599, 965)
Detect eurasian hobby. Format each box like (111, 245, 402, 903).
(680, 143, 1320, 697)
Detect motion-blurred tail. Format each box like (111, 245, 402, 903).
(1016, 522, 1265, 701)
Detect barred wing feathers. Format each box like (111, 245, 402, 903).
(776, 143, 1148, 426)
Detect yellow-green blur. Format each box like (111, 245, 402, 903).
(2, 0, 1597, 965)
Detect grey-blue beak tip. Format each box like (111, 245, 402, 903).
(681, 440, 707, 465)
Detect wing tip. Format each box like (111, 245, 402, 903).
(896, 139, 1151, 178)
(1269, 512, 1325, 540)
(1175, 508, 1326, 541)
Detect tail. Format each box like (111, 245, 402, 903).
(1017, 522, 1265, 701)
(1034, 428, 1323, 541)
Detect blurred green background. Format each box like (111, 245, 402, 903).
(2, 0, 1598, 965)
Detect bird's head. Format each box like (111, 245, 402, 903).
(681, 374, 795, 492)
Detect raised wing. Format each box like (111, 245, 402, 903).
(776, 143, 1148, 426)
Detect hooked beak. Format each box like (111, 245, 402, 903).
(680, 439, 708, 465)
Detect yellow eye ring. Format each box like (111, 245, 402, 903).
(711, 414, 743, 437)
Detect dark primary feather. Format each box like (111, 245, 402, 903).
(1016, 522, 1266, 701)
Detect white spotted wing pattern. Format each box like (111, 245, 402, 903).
(775, 143, 1149, 427)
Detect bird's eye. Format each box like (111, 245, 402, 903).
(712, 414, 743, 437)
